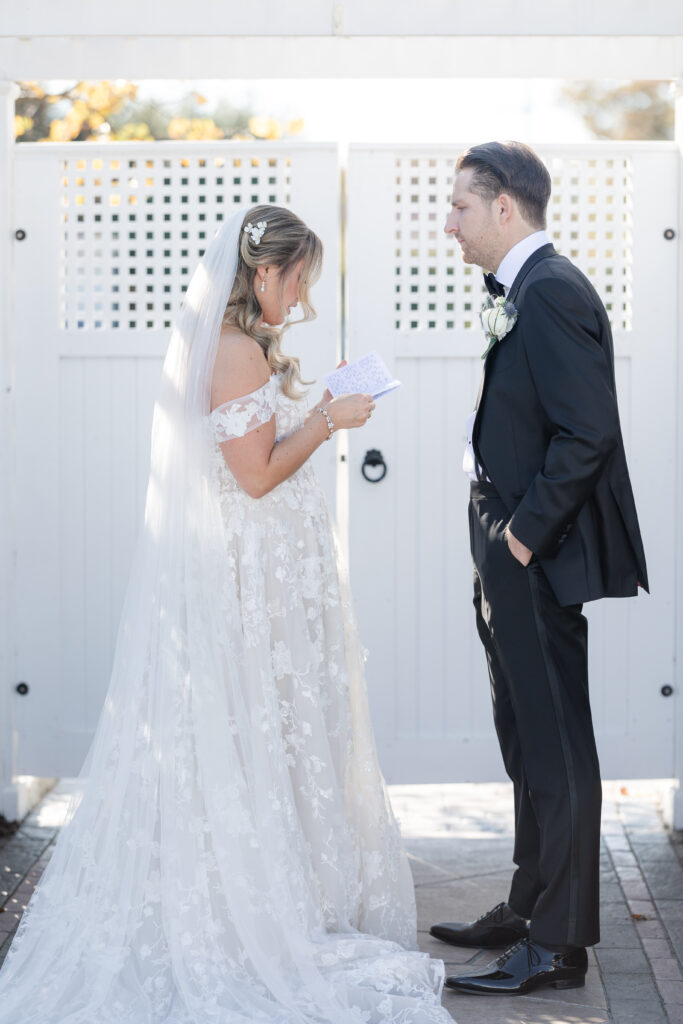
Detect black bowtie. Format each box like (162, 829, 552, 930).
(483, 272, 506, 298)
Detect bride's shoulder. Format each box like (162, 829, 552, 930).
(212, 329, 273, 411)
(216, 326, 265, 365)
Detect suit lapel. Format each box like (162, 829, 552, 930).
(475, 243, 557, 401)
(472, 243, 557, 452)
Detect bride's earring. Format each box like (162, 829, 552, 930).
(260, 275, 266, 293)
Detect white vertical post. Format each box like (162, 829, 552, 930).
(673, 83, 683, 829)
(0, 82, 18, 820)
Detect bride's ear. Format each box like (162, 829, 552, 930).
(254, 266, 268, 298)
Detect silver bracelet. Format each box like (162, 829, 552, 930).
(318, 406, 335, 440)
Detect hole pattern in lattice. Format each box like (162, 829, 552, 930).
(393, 154, 633, 332)
(59, 154, 292, 331)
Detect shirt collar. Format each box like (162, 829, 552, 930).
(495, 230, 551, 292)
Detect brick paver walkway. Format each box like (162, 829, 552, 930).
(1, 780, 680, 1023)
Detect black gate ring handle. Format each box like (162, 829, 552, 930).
(362, 449, 387, 483)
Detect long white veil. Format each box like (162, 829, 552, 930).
(0, 209, 449, 1023)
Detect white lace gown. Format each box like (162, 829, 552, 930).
(0, 375, 451, 1024)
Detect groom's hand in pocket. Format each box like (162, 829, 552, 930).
(504, 526, 534, 567)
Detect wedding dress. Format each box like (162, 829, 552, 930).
(0, 209, 451, 1023)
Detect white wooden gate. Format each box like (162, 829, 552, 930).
(10, 140, 679, 784)
(346, 143, 679, 782)
(12, 141, 340, 777)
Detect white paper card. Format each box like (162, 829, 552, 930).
(323, 351, 402, 400)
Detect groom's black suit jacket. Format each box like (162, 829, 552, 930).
(472, 243, 648, 607)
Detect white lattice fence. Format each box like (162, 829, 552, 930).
(392, 150, 632, 332)
(12, 141, 340, 777)
(347, 142, 678, 784)
(7, 138, 680, 786)
(59, 151, 294, 331)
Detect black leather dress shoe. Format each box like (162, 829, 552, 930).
(445, 938, 588, 995)
(430, 902, 529, 948)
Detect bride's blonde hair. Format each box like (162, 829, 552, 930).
(223, 204, 323, 399)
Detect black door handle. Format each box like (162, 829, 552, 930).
(362, 449, 387, 483)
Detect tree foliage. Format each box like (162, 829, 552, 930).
(560, 80, 674, 141)
(14, 81, 304, 143)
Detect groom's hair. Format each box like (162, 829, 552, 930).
(456, 141, 552, 229)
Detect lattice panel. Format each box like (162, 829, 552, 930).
(547, 154, 632, 331)
(59, 153, 292, 331)
(393, 152, 633, 332)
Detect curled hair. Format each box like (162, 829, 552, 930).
(456, 141, 552, 229)
(223, 204, 323, 399)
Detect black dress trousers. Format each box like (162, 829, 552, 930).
(469, 481, 602, 948)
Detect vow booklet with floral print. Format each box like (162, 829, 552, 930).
(323, 351, 402, 400)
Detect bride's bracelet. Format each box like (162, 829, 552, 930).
(317, 406, 335, 440)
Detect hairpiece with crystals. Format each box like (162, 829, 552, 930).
(244, 220, 267, 245)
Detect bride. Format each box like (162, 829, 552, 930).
(0, 206, 451, 1023)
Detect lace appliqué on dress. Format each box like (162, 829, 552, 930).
(210, 376, 279, 442)
(0, 373, 451, 1024)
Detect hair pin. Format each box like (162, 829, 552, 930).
(244, 220, 267, 245)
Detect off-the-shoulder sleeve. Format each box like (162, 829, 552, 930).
(209, 376, 279, 442)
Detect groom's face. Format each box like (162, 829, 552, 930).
(445, 169, 500, 271)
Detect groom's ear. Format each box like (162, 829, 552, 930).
(496, 192, 515, 225)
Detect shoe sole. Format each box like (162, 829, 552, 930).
(429, 930, 529, 949)
(445, 976, 586, 996)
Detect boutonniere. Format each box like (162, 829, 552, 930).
(480, 295, 519, 359)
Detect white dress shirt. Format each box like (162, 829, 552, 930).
(463, 230, 551, 481)
(495, 230, 550, 292)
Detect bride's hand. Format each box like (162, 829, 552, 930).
(318, 360, 347, 406)
(325, 392, 375, 430)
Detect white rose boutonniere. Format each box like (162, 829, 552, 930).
(480, 295, 519, 359)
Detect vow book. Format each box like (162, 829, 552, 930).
(323, 351, 402, 400)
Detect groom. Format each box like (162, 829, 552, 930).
(431, 141, 648, 996)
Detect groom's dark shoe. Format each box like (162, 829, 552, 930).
(445, 938, 588, 995)
(430, 902, 529, 948)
